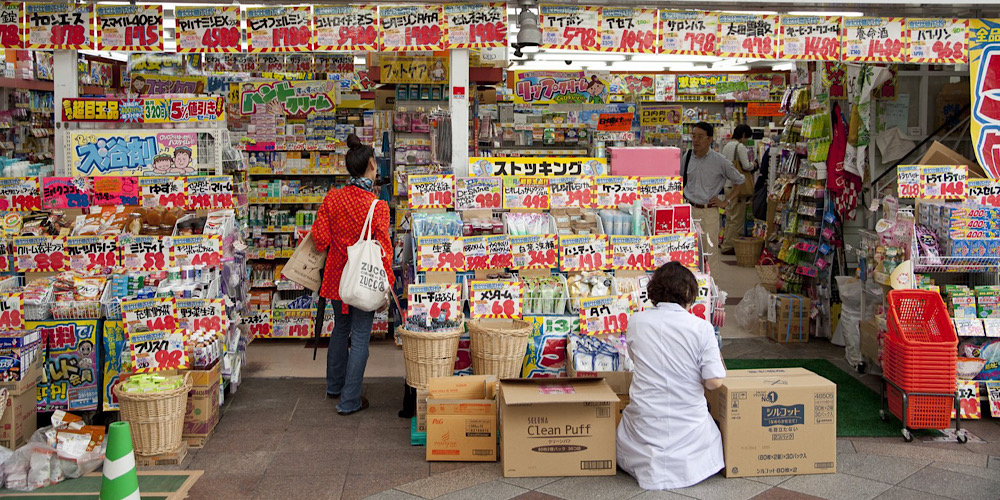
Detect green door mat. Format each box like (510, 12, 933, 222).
(0, 471, 201, 499)
(725, 359, 939, 438)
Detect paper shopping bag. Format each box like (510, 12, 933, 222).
(282, 233, 327, 291)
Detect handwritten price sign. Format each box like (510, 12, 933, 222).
(409, 175, 455, 209)
(416, 236, 464, 272)
(0, 178, 41, 211)
(175, 6, 241, 53)
(559, 234, 608, 271)
(246, 311, 272, 339)
(485, 234, 513, 269)
(122, 298, 178, 334)
(659, 11, 717, 55)
(510, 235, 559, 269)
(920, 165, 967, 200)
(601, 8, 657, 53)
(471, 281, 523, 319)
(0, 293, 24, 330)
(550, 176, 593, 208)
(717, 14, 778, 59)
(967, 178, 1000, 207)
(408, 283, 462, 326)
(897, 165, 920, 199)
(639, 176, 683, 209)
(25, 2, 94, 49)
(42, 177, 89, 209)
(247, 6, 313, 52)
(185, 177, 211, 209)
(129, 330, 188, 373)
(455, 177, 502, 210)
(96, 4, 163, 51)
(445, 3, 507, 48)
(65, 236, 117, 271)
(0, 3, 23, 48)
(171, 235, 222, 268)
(463, 236, 490, 270)
(953, 380, 982, 419)
(176, 298, 226, 332)
(843, 17, 906, 63)
(579, 295, 634, 335)
(121, 235, 169, 271)
(13, 236, 67, 272)
(780, 16, 842, 60)
(907, 18, 967, 64)
(651, 232, 699, 269)
(314, 6, 378, 51)
(594, 176, 640, 208)
(92, 176, 138, 206)
(540, 5, 601, 51)
(504, 177, 551, 210)
(140, 177, 186, 208)
(988, 382, 1000, 418)
(610, 236, 652, 270)
(380, 5, 445, 51)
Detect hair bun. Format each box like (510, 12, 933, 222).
(346, 133, 362, 150)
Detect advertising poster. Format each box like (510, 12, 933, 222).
(609, 74, 655, 96)
(174, 5, 241, 53)
(42, 177, 89, 209)
(62, 97, 225, 124)
(381, 55, 449, 85)
(380, 5, 445, 51)
(512, 70, 609, 105)
(601, 8, 657, 53)
(521, 316, 574, 378)
(970, 19, 1000, 180)
(96, 4, 163, 51)
(314, 6, 378, 51)
(70, 130, 199, 177)
(247, 6, 313, 52)
(540, 5, 601, 51)
(24, 2, 94, 50)
(445, 3, 507, 48)
(239, 80, 337, 115)
(907, 18, 967, 64)
(128, 74, 206, 95)
(29, 320, 100, 412)
(717, 14, 779, 59)
(101, 321, 128, 411)
(780, 15, 842, 60)
(469, 157, 607, 177)
(0, 2, 23, 48)
(659, 11, 718, 56)
(842, 17, 907, 63)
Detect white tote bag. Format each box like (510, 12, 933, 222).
(339, 199, 390, 311)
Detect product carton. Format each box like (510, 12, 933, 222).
(565, 348, 633, 395)
(0, 384, 37, 449)
(183, 363, 221, 437)
(706, 368, 836, 479)
(499, 378, 619, 477)
(0, 347, 42, 396)
(416, 389, 429, 433)
(426, 375, 499, 462)
(766, 294, 811, 343)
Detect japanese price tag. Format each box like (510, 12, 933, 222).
(717, 14, 778, 59)
(953, 380, 981, 419)
(988, 382, 1000, 418)
(471, 281, 523, 319)
(485, 234, 513, 269)
(559, 234, 608, 271)
(174, 6, 241, 53)
(176, 298, 226, 332)
(407, 283, 462, 327)
(540, 5, 601, 51)
(906, 18, 967, 64)
(549, 176, 594, 208)
(129, 329, 188, 373)
(13, 236, 67, 272)
(0, 178, 41, 211)
(171, 235, 223, 268)
(967, 178, 1000, 207)
(594, 176, 640, 208)
(140, 177, 187, 208)
(639, 176, 683, 209)
(659, 11, 717, 56)
(510, 235, 559, 269)
(24, 2, 94, 50)
(651, 232, 699, 269)
(96, 4, 163, 51)
(64, 235, 117, 271)
(92, 176, 138, 206)
(0, 3, 24, 49)
(42, 177, 90, 209)
(601, 8, 657, 53)
(897, 165, 921, 199)
(579, 295, 634, 335)
(271, 310, 312, 338)
(408, 174, 455, 209)
(920, 165, 967, 200)
(0, 293, 24, 330)
(780, 15, 842, 60)
(842, 17, 907, 63)
(463, 236, 490, 270)
(610, 235, 652, 270)
(246, 6, 313, 52)
(122, 298, 178, 334)
(121, 235, 168, 271)
(690, 273, 713, 321)
(455, 177, 502, 210)
(208, 175, 234, 208)
(313, 6, 378, 51)
(445, 3, 507, 48)
(416, 236, 464, 272)
(246, 310, 272, 339)
(504, 177, 551, 210)
(380, 5, 445, 51)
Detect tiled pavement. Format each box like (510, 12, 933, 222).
(168, 337, 1000, 500)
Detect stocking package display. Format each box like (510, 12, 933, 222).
(521, 316, 575, 378)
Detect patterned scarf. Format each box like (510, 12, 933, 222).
(348, 176, 374, 192)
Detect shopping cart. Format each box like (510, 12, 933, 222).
(878, 289, 966, 443)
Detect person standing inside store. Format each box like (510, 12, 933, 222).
(719, 124, 757, 255)
(312, 134, 394, 416)
(682, 122, 746, 267)
(617, 262, 726, 490)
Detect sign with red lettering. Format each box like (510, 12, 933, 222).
(610, 236, 652, 270)
(504, 177, 551, 210)
(445, 3, 506, 48)
(186, 175, 233, 209)
(246, 311, 272, 339)
(408, 284, 462, 327)
(416, 236, 464, 272)
(597, 113, 633, 132)
(92, 176, 138, 206)
(559, 234, 608, 271)
(550, 176, 593, 208)
(0, 293, 24, 330)
(659, 11, 717, 56)
(780, 15, 842, 60)
(122, 298, 177, 334)
(651, 232, 699, 269)
(967, 178, 1000, 206)
(594, 176, 640, 208)
(0, 3, 24, 48)
(748, 102, 786, 117)
(408, 174, 455, 209)
(129, 329, 188, 373)
(247, 6, 313, 53)
(920, 165, 967, 200)
(175, 6, 241, 53)
(717, 14, 778, 59)
(842, 17, 906, 63)
(65, 236, 117, 271)
(510, 235, 558, 269)
(380, 5, 444, 51)
(96, 4, 162, 51)
(540, 5, 601, 51)
(953, 380, 981, 419)
(176, 298, 226, 332)
(171, 235, 222, 268)
(462, 236, 490, 270)
(13, 236, 67, 272)
(455, 177, 502, 210)
(579, 295, 633, 335)
(0, 178, 41, 211)
(314, 6, 378, 51)
(24, 2, 93, 50)
(120, 235, 168, 271)
(42, 177, 90, 209)
(140, 177, 186, 208)
(471, 281, 523, 319)
(907, 18, 967, 64)
(639, 176, 683, 209)
(485, 234, 513, 268)
(601, 8, 657, 53)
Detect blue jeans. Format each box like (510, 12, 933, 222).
(326, 301, 375, 412)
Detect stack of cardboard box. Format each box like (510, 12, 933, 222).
(0, 331, 42, 450)
(765, 294, 811, 343)
(425, 375, 498, 462)
(183, 362, 221, 447)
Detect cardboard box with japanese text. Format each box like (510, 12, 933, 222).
(426, 375, 499, 462)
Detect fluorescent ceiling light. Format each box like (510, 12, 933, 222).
(787, 11, 865, 17)
(771, 62, 795, 71)
(722, 10, 778, 15)
(515, 61, 586, 70)
(630, 54, 719, 63)
(666, 63, 699, 71)
(354, 56, 366, 65)
(712, 64, 750, 71)
(534, 54, 627, 62)
(606, 62, 669, 72)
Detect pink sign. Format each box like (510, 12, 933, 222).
(92, 176, 139, 206)
(42, 177, 90, 209)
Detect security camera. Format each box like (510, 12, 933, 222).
(565, 60, 572, 65)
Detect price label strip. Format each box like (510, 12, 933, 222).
(559, 234, 609, 271)
(174, 6, 242, 53)
(639, 176, 683, 209)
(471, 281, 523, 319)
(246, 310, 273, 339)
(140, 177, 187, 208)
(313, 6, 378, 51)
(64, 235, 117, 271)
(462, 236, 490, 270)
(444, 3, 507, 48)
(0, 3, 24, 49)
(953, 380, 981, 420)
(247, 6, 313, 52)
(129, 329, 188, 373)
(121, 235, 169, 271)
(96, 4, 163, 52)
(780, 15, 842, 61)
(25, 2, 94, 50)
(510, 234, 559, 269)
(455, 176, 502, 210)
(600, 8, 657, 53)
(122, 297, 178, 334)
(659, 11, 718, 56)
(967, 178, 1000, 207)
(416, 236, 464, 272)
(594, 176, 640, 208)
(716, 14, 778, 59)
(176, 298, 227, 332)
(485, 234, 513, 269)
(540, 5, 601, 51)
(651, 232, 699, 269)
(171, 235, 223, 268)
(897, 164, 921, 199)
(380, 5, 445, 51)
(0, 178, 41, 212)
(503, 177, 551, 210)
(579, 295, 634, 335)
(549, 176, 594, 209)
(920, 165, 967, 200)
(610, 235, 652, 270)
(842, 17, 907, 63)
(13, 236, 67, 272)
(185, 177, 212, 209)
(0, 293, 24, 330)
(407, 283, 463, 327)
(906, 18, 967, 64)
(409, 174, 455, 209)
(271, 310, 313, 338)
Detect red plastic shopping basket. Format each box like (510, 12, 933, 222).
(886, 383, 954, 429)
(886, 290, 958, 347)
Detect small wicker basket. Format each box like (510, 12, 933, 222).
(733, 237, 764, 268)
(756, 265, 780, 293)
(468, 318, 532, 379)
(114, 372, 192, 456)
(398, 324, 463, 390)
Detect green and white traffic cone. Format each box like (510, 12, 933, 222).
(100, 421, 140, 500)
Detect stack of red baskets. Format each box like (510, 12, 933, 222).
(883, 289, 958, 429)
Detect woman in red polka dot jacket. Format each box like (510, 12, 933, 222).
(312, 133, 395, 416)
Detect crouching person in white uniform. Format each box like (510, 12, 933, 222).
(617, 262, 727, 490)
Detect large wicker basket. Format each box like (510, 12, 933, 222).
(114, 372, 192, 456)
(756, 265, 780, 293)
(398, 324, 463, 389)
(733, 237, 764, 267)
(468, 318, 532, 378)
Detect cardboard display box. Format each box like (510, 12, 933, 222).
(416, 388, 429, 433)
(706, 368, 836, 479)
(0, 384, 38, 449)
(425, 375, 498, 462)
(859, 319, 881, 364)
(565, 348, 633, 395)
(499, 378, 619, 478)
(615, 395, 630, 428)
(183, 363, 221, 438)
(766, 294, 811, 343)
(0, 353, 42, 396)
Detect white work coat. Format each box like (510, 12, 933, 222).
(617, 302, 726, 490)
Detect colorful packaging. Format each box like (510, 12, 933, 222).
(976, 286, 1000, 319)
(521, 316, 575, 378)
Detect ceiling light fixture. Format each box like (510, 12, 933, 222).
(534, 53, 627, 62)
(787, 11, 865, 17)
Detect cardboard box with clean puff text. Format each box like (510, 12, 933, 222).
(499, 378, 619, 478)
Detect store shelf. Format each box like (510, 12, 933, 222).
(239, 143, 346, 152)
(369, 66, 503, 85)
(912, 256, 1000, 274)
(502, 123, 589, 129)
(249, 197, 324, 204)
(247, 170, 348, 176)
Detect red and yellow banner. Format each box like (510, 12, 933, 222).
(717, 14, 778, 59)
(314, 5, 378, 51)
(659, 11, 717, 56)
(907, 18, 967, 64)
(540, 5, 601, 51)
(842, 17, 906, 62)
(380, 5, 445, 51)
(96, 4, 162, 51)
(601, 8, 657, 53)
(24, 2, 94, 50)
(780, 15, 841, 60)
(0, 2, 24, 48)
(445, 3, 507, 48)
(174, 6, 241, 53)
(247, 6, 313, 53)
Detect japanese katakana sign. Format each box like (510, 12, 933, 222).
(469, 157, 608, 177)
(239, 80, 337, 116)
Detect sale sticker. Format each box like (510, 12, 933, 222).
(639, 176, 684, 209)
(967, 178, 1000, 207)
(988, 382, 1000, 418)
(463, 236, 490, 270)
(445, 3, 507, 48)
(408, 283, 463, 327)
(380, 5, 445, 51)
(140, 177, 186, 208)
(409, 174, 455, 209)
(176, 298, 226, 332)
(455, 177, 502, 210)
(597, 113, 634, 132)
(651, 232, 699, 269)
(471, 281, 523, 319)
(24, 2, 94, 49)
(540, 5, 601, 51)
(780, 15, 842, 61)
(0, 293, 23, 330)
(314, 6, 378, 51)
(593, 176, 640, 208)
(129, 329, 188, 373)
(510, 235, 559, 269)
(246, 310, 272, 339)
(174, 6, 241, 53)
(0, 3, 23, 48)
(953, 380, 981, 419)
(601, 8, 657, 53)
(122, 298, 177, 334)
(610, 235, 652, 270)
(485, 234, 513, 269)
(185, 177, 211, 209)
(92, 176, 139, 206)
(247, 6, 313, 52)
(717, 14, 778, 59)
(504, 177, 552, 210)
(920, 165, 967, 200)
(416, 236, 464, 272)
(559, 234, 608, 271)
(550, 176, 593, 208)
(171, 235, 222, 268)
(208, 176, 234, 208)
(96, 4, 163, 51)
(842, 17, 907, 63)
(659, 11, 718, 56)
(579, 295, 634, 335)
(42, 177, 90, 209)
(897, 165, 920, 199)
(271, 310, 313, 338)
(64, 236, 117, 271)
(120, 235, 169, 271)
(13, 236, 67, 272)
(906, 18, 967, 64)
(0, 178, 41, 211)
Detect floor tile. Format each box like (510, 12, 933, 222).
(897, 466, 1000, 500)
(748, 487, 826, 500)
(266, 449, 352, 476)
(499, 476, 562, 490)
(836, 439, 856, 454)
(430, 462, 479, 475)
(929, 460, 1000, 481)
(874, 486, 950, 500)
(348, 446, 427, 475)
(745, 475, 793, 487)
(200, 428, 284, 453)
(851, 441, 987, 468)
(510, 493, 568, 500)
(437, 480, 528, 500)
(395, 462, 503, 498)
(343, 471, 430, 500)
(671, 474, 770, 500)
(187, 450, 273, 477)
(362, 490, 425, 500)
(277, 428, 357, 452)
(835, 454, 930, 484)
(988, 456, 999, 469)
(780, 473, 893, 500)
(287, 407, 364, 430)
(630, 490, 693, 499)
(186, 473, 260, 498)
(536, 472, 645, 500)
(251, 473, 343, 500)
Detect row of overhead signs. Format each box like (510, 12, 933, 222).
(0, 2, 982, 64)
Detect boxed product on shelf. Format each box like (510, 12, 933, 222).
(565, 334, 633, 395)
(766, 294, 811, 343)
(976, 286, 1000, 318)
(0, 329, 43, 393)
(183, 361, 221, 440)
(0, 384, 38, 449)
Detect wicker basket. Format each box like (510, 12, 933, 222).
(756, 265, 780, 293)
(398, 325, 463, 390)
(733, 238, 764, 268)
(468, 318, 532, 378)
(114, 372, 192, 456)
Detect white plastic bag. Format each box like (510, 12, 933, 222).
(339, 199, 390, 311)
(833, 276, 863, 366)
(735, 285, 771, 333)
